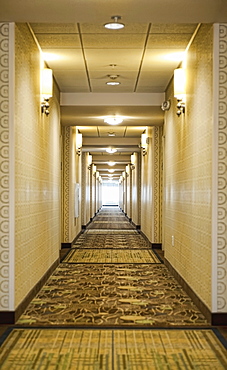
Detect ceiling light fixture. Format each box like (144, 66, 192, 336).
(104, 16, 125, 30)
(108, 132, 116, 137)
(106, 75, 120, 86)
(104, 116, 123, 125)
(106, 147, 117, 154)
(108, 161, 116, 166)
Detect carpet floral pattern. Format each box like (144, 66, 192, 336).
(17, 263, 207, 327)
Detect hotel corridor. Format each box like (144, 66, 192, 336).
(0, 206, 226, 368)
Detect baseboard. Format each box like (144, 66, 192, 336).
(152, 243, 162, 249)
(131, 221, 141, 230)
(0, 258, 59, 324)
(164, 258, 227, 325)
(61, 242, 73, 249)
(211, 313, 227, 325)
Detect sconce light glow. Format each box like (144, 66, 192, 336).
(42, 52, 61, 62)
(41, 68, 53, 99)
(174, 68, 186, 101)
(174, 68, 186, 116)
(41, 68, 53, 116)
(164, 51, 186, 62)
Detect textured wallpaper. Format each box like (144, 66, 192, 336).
(141, 126, 162, 243)
(0, 23, 11, 311)
(216, 24, 227, 312)
(131, 152, 141, 226)
(62, 126, 82, 243)
(164, 24, 213, 309)
(14, 24, 61, 307)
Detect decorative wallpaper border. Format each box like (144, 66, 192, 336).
(153, 126, 162, 242)
(217, 24, 227, 312)
(62, 126, 70, 242)
(0, 23, 10, 311)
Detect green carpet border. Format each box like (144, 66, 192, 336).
(1, 326, 226, 349)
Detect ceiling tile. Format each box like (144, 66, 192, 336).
(147, 34, 192, 49)
(82, 34, 146, 48)
(125, 127, 147, 137)
(138, 71, 171, 92)
(84, 49, 144, 70)
(98, 126, 127, 137)
(150, 24, 197, 34)
(35, 34, 81, 48)
(77, 126, 99, 136)
(42, 49, 85, 70)
(142, 48, 185, 71)
(30, 23, 78, 33)
(54, 70, 89, 92)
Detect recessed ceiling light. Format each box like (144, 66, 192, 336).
(108, 161, 116, 166)
(104, 116, 123, 125)
(106, 147, 117, 154)
(106, 74, 121, 86)
(106, 81, 121, 86)
(104, 16, 125, 30)
(108, 169, 115, 173)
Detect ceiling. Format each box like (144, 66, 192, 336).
(2, 0, 227, 181)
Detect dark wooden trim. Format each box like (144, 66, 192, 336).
(152, 243, 162, 249)
(211, 313, 227, 326)
(0, 258, 59, 324)
(164, 258, 215, 324)
(131, 221, 141, 230)
(61, 242, 72, 249)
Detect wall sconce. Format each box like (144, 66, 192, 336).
(174, 68, 186, 116)
(76, 132, 82, 155)
(88, 154, 92, 169)
(92, 165, 97, 176)
(119, 175, 123, 184)
(141, 133, 148, 155)
(41, 68, 53, 116)
(96, 171, 100, 179)
(131, 153, 135, 170)
(125, 164, 130, 176)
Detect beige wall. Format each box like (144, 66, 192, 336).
(62, 126, 82, 243)
(126, 166, 131, 218)
(14, 24, 61, 308)
(81, 152, 91, 226)
(163, 24, 213, 309)
(131, 152, 141, 227)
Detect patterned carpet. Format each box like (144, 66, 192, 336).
(0, 328, 226, 369)
(63, 249, 161, 263)
(1, 206, 226, 368)
(74, 234, 150, 249)
(17, 263, 207, 326)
